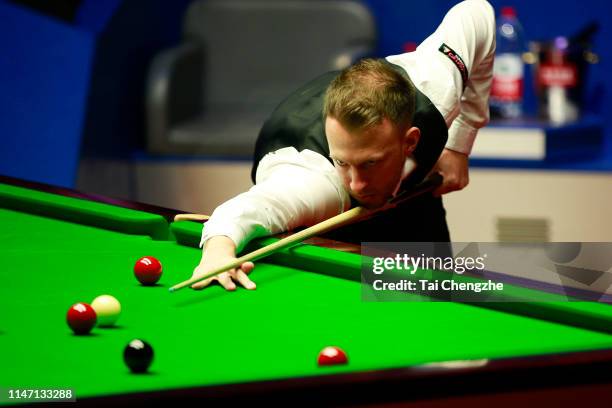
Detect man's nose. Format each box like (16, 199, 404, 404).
(349, 169, 368, 193)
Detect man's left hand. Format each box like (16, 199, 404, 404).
(431, 148, 469, 196)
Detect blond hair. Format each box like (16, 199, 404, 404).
(323, 59, 415, 131)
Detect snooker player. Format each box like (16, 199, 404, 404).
(191, 0, 496, 290)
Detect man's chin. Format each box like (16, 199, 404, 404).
(355, 196, 387, 209)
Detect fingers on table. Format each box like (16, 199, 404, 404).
(191, 275, 216, 290)
(234, 269, 256, 290)
(218, 272, 238, 291)
(191, 272, 236, 291)
(191, 263, 256, 291)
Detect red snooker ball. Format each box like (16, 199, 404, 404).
(134, 256, 163, 285)
(66, 302, 97, 335)
(317, 346, 348, 366)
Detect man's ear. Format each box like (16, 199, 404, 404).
(403, 126, 420, 155)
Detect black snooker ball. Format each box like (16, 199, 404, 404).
(123, 339, 154, 373)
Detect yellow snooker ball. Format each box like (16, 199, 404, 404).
(91, 295, 121, 327)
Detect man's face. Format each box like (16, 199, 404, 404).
(325, 116, 419, 209)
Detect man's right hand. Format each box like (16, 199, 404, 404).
(191, 236, 256, 291)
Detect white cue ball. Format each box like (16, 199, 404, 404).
(91, 295, 121, 327)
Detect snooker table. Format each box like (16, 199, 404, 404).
(2, 175, 612, 407)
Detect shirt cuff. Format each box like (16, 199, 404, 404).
(199, 223, 243, 251)
(446, 118, 479, 155)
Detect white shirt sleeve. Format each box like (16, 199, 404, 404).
(200, 147, 351, 253)
(385, 0, 496, 155)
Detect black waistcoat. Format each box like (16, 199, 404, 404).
(251, 62, 451, 243)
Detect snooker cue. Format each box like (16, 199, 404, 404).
(169, 172, 442, 293)
(174, 213, 210, 222)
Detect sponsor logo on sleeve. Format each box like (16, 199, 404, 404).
(438, 43, 468, 90)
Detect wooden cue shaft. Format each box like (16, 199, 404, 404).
(168, 205, 371, 292)
(174, 214, 210, 222)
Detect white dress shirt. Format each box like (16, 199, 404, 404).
(200, 0, 495, 251)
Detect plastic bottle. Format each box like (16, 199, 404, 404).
(490, 6, 527, 119)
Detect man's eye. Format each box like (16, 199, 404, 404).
(365, 160, 377, 167)
(335, 160, 347, 167)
